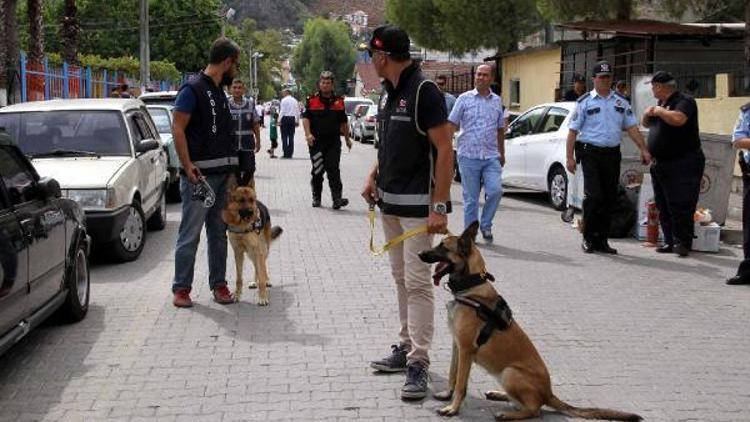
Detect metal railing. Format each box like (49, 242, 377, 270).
(19, 52, 179, 102)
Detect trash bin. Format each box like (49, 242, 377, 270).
(567, 131, 735, 224)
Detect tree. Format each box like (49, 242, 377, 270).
(292, 18, 356, 96)
(60, 0, 79, 64)
(27, 0, 43, 62)
(386, 0, 541, 54)
(538, 0, 746, 22)
(1, 0, 20, 103)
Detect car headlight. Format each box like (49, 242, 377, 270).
(66, 188, 115, 210)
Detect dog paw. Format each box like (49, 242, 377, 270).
(248, 281, 257, 289)
(257, 296, 269, 306)
(437, 405, 459, 417)
(266, 281, 273, 287)
(433, 390, 453, 401)
(485, 391, 510, 402)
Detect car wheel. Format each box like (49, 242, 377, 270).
(147, 187, 167, 231)
(112, 201, 146, 262)
(166, 177, 181, 202)
(58, 240, 89, 322)
(453, 151, 461, 183)
(548, 166, 568, 211)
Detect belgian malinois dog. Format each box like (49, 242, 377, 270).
(418, 222, 642, 421)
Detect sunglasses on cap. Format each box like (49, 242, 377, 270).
(367, 48, 392, 58)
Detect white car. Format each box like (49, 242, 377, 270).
(139, 90, 179, 107)
(502, 101, 576, 210)
(352, 104, 377, 144)
(344, 97, 374, 135)
(0, 99, 169, 262)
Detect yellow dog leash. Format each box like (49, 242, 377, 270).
(368, 205, 451, 256)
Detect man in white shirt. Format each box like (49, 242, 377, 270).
(255, 102, 265, 127)
(279, 89, 300, 158)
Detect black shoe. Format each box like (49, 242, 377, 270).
(726, 275, 750, 285)
(655, 244, 674, 253)
(402, 362, 429, 400)
(370, 344, 409, 373)
(675, 244, 689, 257)
(595, 243, 618, 255)
(332, 198, 349, 210)
(481, 229, 493, 243)
(581, 240, 595, 253)
(312, 198, 321, 208)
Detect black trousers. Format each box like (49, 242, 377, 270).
(650, 150, 705, 248)
(736, 165, 750, 278)
(280, 116, 296, 158)
(578, 143, 621, 244)
(309, 141, 342, 200)
(236, 149, 256, 187)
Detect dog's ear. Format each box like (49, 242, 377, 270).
(458, 221, 479, 256)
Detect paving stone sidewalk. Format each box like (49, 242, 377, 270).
(1, 124, 749, 422)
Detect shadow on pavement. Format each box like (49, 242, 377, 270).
(478, 243, 583, 268)
(0, 304, 105, 419)
(190, 286, 330, 347)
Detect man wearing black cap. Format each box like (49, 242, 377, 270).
(567, 61, 651, 254)
(642, 71, 705, 257)
(360, 24, 453, 400)
(563, 74, 586, 101)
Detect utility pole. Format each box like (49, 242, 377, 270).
(139, 0, 150, 93)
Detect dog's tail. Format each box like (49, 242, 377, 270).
(547, 395, 642, 421)
(270, 226, 283, 240)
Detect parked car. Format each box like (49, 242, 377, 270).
(0, 99, 169, 262)
(344, 97, 374, 135)
(352, 104, 378, 144)
(0, 129, 90, 356)
(502, 101, 576, 210)
(138, 90, 178, 107)
(145, 104, 180, 202)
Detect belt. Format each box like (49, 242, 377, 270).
(576, 141, 619, 151)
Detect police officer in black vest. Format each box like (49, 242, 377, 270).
(361, 25, 453, 400)
(302, 71, 353, 209)
(170, 38, 241, 308)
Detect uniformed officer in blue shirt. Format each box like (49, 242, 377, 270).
(728, 104, 750, 284)
(566, 61, 652, 254)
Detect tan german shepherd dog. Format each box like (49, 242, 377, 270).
(222, 185, 282, 305)
(418, 222, 642, 421)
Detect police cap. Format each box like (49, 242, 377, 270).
(592, 61, 613, 77)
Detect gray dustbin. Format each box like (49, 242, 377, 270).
(621, 132, 734, 224)
(567, 131, 734, 224)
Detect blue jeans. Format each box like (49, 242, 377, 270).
(172, 173, 230, 293)
(458, 155, 503, 232)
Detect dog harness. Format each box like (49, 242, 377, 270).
(448, 271, 514, 347)
(228, 201, 270, 234)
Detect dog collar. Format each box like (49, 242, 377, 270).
(447, 271, 495, 294)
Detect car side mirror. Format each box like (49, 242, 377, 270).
(136, 139, 160, 154)
(38, 177, 61, 199)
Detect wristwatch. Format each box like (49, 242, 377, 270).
(432, 202, 447, 215)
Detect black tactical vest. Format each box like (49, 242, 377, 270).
(181, 72, 237, 175)
(377, 65, 436, 218)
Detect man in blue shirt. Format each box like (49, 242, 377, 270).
(728, 104, 750, 284)
(566, 61, 651, 254)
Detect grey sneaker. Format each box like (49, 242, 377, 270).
(401, 362, 429, 400)
(370, 344, 408, 372)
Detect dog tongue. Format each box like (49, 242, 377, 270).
(432, 262, 450, 286)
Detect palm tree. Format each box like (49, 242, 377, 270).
(61, 0, 79, 64)
(1, 0, 20, 103)
(27, 0, 43, 62)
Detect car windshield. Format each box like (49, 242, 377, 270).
(345, 100, 372, 115)
(146, 107, 172, 135)
(0, 110, 130, 157)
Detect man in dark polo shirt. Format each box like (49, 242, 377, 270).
(642, 71, 705, 257)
